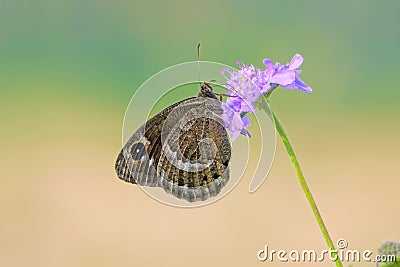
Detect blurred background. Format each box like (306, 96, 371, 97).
(1, 1, 399, 266)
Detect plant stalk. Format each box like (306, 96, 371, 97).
(269, 103, 343, 267)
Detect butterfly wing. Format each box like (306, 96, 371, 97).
(115, 99, 187, 186)
(157, 97, 231, 202)
(115, 97, 231, 202)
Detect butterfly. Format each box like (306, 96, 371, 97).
(115, 83, 232, 202)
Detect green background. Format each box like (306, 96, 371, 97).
(1, 1, 399, 266)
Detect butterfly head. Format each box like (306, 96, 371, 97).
(198, 83, 218, 99)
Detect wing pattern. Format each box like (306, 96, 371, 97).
(115, 97, 231, 202)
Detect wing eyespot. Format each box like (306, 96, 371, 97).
(130, 142, 147, 160)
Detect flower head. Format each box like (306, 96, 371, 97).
(223, 63, 261, 113)
(378, 241, 400, 256)
(221, 54, 312, 140)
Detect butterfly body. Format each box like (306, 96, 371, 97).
(115, 84, 231, 202)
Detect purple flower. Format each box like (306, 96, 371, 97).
(378, 241, 400, 256)
(221, 54, 312, 140)
(376, 241, 400, 266)
(263, 54, 312, 93)
(223, 63, 261, 113)
(221, 102, 251, 141)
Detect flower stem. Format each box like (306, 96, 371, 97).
(269, 106, 343, 267)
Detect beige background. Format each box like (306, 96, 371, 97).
(1, 1, 399, 266)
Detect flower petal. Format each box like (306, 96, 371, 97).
(294, 76, 312, 93)
(263, 59, 274, 79)
(280, 83, 296, 90)
(288, 54, 304, 70)
(260, 83, 272, 94)
(241, 114, 250, 127)
(230, 131, 240, 141)
(270, 70, 296, 86)
(226, 97, 243, 112)
(240, 101, 256, 113)
(241, 128, 251, 137)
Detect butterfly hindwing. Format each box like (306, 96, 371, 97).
(156, 97, 231, 201)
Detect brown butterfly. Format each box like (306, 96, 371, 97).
(115, 83, 232, 202)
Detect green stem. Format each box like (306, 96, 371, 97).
(269, 104, 343, 267)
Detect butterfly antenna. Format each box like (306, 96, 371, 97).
(197, 43, 201, 87)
